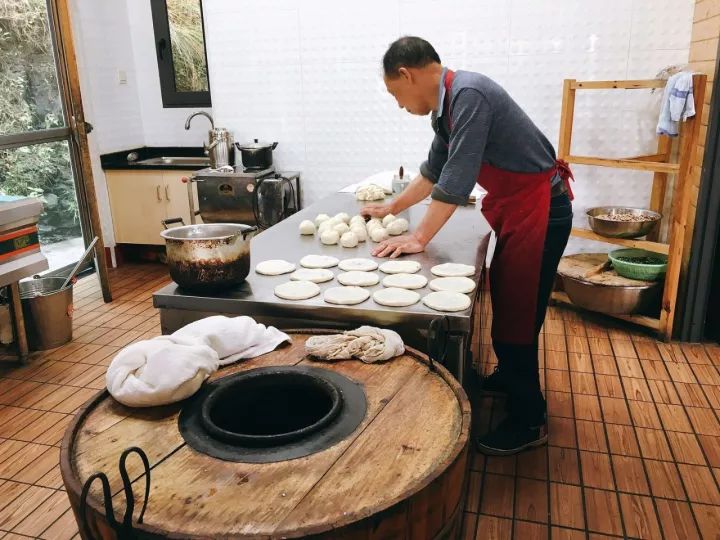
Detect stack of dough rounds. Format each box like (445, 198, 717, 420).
(290, 268, 334, 283)
(300, 255, 339, 269)
(323, 286, 370, 305)
(355, 183, 385, 201)
(373, 287, 420, 307)
(382, 273, 427, 289)
(429, 276, 476, 294)
(337, 271, 379, 287)
(422, 291, 472, 312)
(274, 280, 320, 301)
(379, 260, 422, 274)
(338, 258, 378, 272)
(430, 263, 476, 277)
(255, 260, 295, 275)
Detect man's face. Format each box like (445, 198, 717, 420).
(384, 70, 431, 116)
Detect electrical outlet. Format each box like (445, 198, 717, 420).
(118, 70, 127, 85)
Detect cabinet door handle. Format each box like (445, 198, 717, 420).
(156, 185, 162, 202)
(165, 185, 170, 201)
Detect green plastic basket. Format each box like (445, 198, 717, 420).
(609, 249, 667, 281)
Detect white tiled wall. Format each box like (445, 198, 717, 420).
(204, 0, 694, 254)
(72, 0, 694, 248)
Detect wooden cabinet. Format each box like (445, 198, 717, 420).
(105, 170, 199, 245)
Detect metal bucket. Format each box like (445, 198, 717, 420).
(20, 277, 73, 350)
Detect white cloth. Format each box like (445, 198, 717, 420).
(657, 71, 695, 137)
(305, 326, 405, 363)
(106, 336, 219, 408)
(173, 315, 291, 365)
(106, 316, 291, 407)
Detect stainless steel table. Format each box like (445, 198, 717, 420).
(154, 193, 492, 383)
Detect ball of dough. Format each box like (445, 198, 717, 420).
(340, 231, 359, 248)
(370, 227, 388, 242)
(382, 214, 396, 227)
(318, 220, 333, 234)
(386, 218, 408, 236)
(367, 217, 382, 228)
(334, 212, 350, 224)
(350, 215, 366, 227)
(299, 220, 316, 235)
(333, 222, 350, 235)
(320, 229, 340, 245)
(349, 224, 367, 242)
(315, 214, 330, 227)
(327, 217, 342, 227)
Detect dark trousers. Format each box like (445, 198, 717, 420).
(492, 192, 573, 426)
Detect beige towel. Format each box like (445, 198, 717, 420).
(305, 326, 404, 363)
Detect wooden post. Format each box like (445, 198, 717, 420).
(659, 74, 707, 340)
(647, 135, 672, 242)
(8, 282, 28, 362)
(52, 0, 112, 303)
(558, 79, 576, 159)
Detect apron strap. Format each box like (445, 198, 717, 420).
(554, 158, 575, 201)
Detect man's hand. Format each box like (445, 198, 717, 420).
(372, 233, 426, 258)
(360, 203, 394, 218)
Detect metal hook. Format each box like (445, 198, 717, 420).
(79, 446, 151, 539)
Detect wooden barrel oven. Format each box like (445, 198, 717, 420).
(61, 330, 471, 539)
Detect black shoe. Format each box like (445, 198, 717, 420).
(481, 367, 509, 396)
(475, 417, 548, 456)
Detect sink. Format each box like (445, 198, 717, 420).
(134, 156, 210, 166)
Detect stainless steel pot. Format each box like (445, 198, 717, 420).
(206, 128, 235, 169)
(586, 207, 661, 239)
(561, 274, 661, 314)
(160, 221, 257, 290)
(235, 139, 278, 170)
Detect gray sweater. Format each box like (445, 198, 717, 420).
(420, 69, 558, 205)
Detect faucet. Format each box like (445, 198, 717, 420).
(184, 111, 214, 130)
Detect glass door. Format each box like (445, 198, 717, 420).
(0, 0, 86, 272)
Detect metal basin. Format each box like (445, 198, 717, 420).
(586, 207, 661, 239)
(135, 156, 210, 167)
(561, 274, 661, 314)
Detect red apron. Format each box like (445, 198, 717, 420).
(443, 70, 574, 345)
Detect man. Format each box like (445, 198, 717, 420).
(362, 36, 573, 455)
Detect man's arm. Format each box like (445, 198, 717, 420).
(360, 174, 434, 218)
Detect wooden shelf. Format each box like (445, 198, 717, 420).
(571, 228, 670, 255)
(557, 75, 707, 340)
(565, 155, 680, 174)
(551, 292, 661, 331)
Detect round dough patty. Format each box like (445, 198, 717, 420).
(323, 286, 370, 305)
(373, 287, 420, 307)
(290, 268, 334, 283)
(274, 280, 320, 300)
(337, 271, 380, 287)
(430, 263, 476, 277)
(379, 260, 422, 274)
(338, 258, 379, 272)
(300, 255, 339, 269)
(422, 291, 472, 312)
(255, 259, 296, 276)
(429, 276, 476, 294)
(381, 273, 428, 289)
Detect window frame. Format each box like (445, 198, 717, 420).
(149, 0, 212, 108)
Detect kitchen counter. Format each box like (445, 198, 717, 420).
(153, 193, 492, 381)
(100, 146, 209, 171)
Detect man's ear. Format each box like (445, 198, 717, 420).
(398, 67, 413, 83)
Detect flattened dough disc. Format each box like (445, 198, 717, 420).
(323, 286, 370, 305)
(300, 255, 340, 269)
(430, 263, 476, 277)
(422, 291, 472, 312)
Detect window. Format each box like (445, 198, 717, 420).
(150, 0, 211, 108)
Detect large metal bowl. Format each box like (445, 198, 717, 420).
(561, 274, 661, 314)
(586, 207, 661, 239)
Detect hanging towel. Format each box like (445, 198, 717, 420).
(172, 315, 291, 365)
(106, 316, 291, 407)
(657, 72, 696, 137)
(305, 326, 405, 364)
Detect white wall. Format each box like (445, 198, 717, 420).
(71, 0, 213, 246)
(203, 0, 694, 253)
